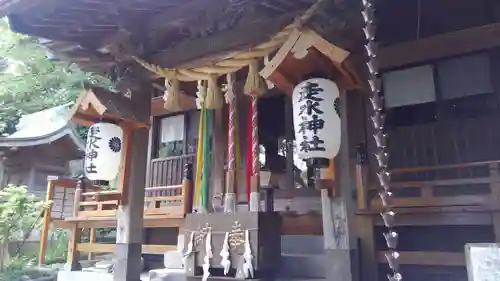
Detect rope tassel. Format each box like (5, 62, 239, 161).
(196, 80, 207, 109)
(244, 59, 267, 97)
(205, 75, 223, 110)
(163, 78, 182, 111)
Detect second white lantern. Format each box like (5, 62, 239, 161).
(84, 122, 124, 181)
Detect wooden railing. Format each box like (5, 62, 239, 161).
(144, 184, 192, 216)
(76, 190, 123, 218)
(149, 154, 196, 189)
(43, 158, 196, 227)
(39, 164, 194, 265)
(39, 176, 101, 265)
(355, 161, 500, 280)
(73, 164, 194, 220)
(356, 160, 500, 211)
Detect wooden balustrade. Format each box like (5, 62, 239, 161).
(143, 185, 186, 217)
(38, 176, 101, 265)
(376, 251, 465, 266)
(149, 154, 196, 190)
(39, 163, 195, 264)
(356, 160, 500, 280)
(61, 161, 194, 222)
(356, 160, 500, 212)
(44, 155, 196, 224)
(39, 159, 195, 265)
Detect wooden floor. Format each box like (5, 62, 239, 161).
(76, 243, 177, 254)
(52, 215, 184, 229)
(51, 213, 323, 235)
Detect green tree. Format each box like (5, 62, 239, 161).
(0, 185, 46, 271)
(0, 19, 115, 137)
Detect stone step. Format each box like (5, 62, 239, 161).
(281, 235, 324, 255)
(275, 277, 326, 281)
(278, 253, 326, 279)
(147, 268, 186, 281)
(82, 267, 111, 273)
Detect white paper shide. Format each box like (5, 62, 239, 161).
(202, 230, 213, 281)
(242, 230, 254, 279)
(84, 122, 123, 181)
(182, 232, 195, 267)
(292, 78, 341, 160)
(220, 232, 231, 275)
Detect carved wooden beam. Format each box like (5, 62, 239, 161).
(147, 12, 299, 68)
(69, 87, 149, 128)
(151, 95, 197, 117)
(379, 22, 500, 70)
(260, 28, 361, 95)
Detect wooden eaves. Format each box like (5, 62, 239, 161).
(69, 87, 149, 128)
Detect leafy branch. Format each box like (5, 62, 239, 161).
(0, 19, 115, 137)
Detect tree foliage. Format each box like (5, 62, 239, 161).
(0, 19, 115, 136)
(0, 185, 44, 242)
(0, 185, 46, 271)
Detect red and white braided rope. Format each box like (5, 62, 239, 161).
(251, 97, 259, 176)
(228, 97, 236, 170)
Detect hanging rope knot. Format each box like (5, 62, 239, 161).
(224, 73, 236, 104)
(244, 59, 268, 97)
(196, 80, 207, 109)
(163, 78, 182, 111)
(205, 75, 223, 109)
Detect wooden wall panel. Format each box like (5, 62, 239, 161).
(381, 114, 500, 181)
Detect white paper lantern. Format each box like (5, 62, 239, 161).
(84, 122, 124, 181)
(292, 78, 341, 160)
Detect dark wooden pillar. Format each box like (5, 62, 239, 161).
(284, 95, 295, 189)
(144, 116, 156, 191)
(113, 83, 151, 281)
(182, 163, 194, 215)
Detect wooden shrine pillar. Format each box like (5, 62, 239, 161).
(284, 95, 295, 189)
(113, 85, 151, 281)
(323, 90, 359, 281)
